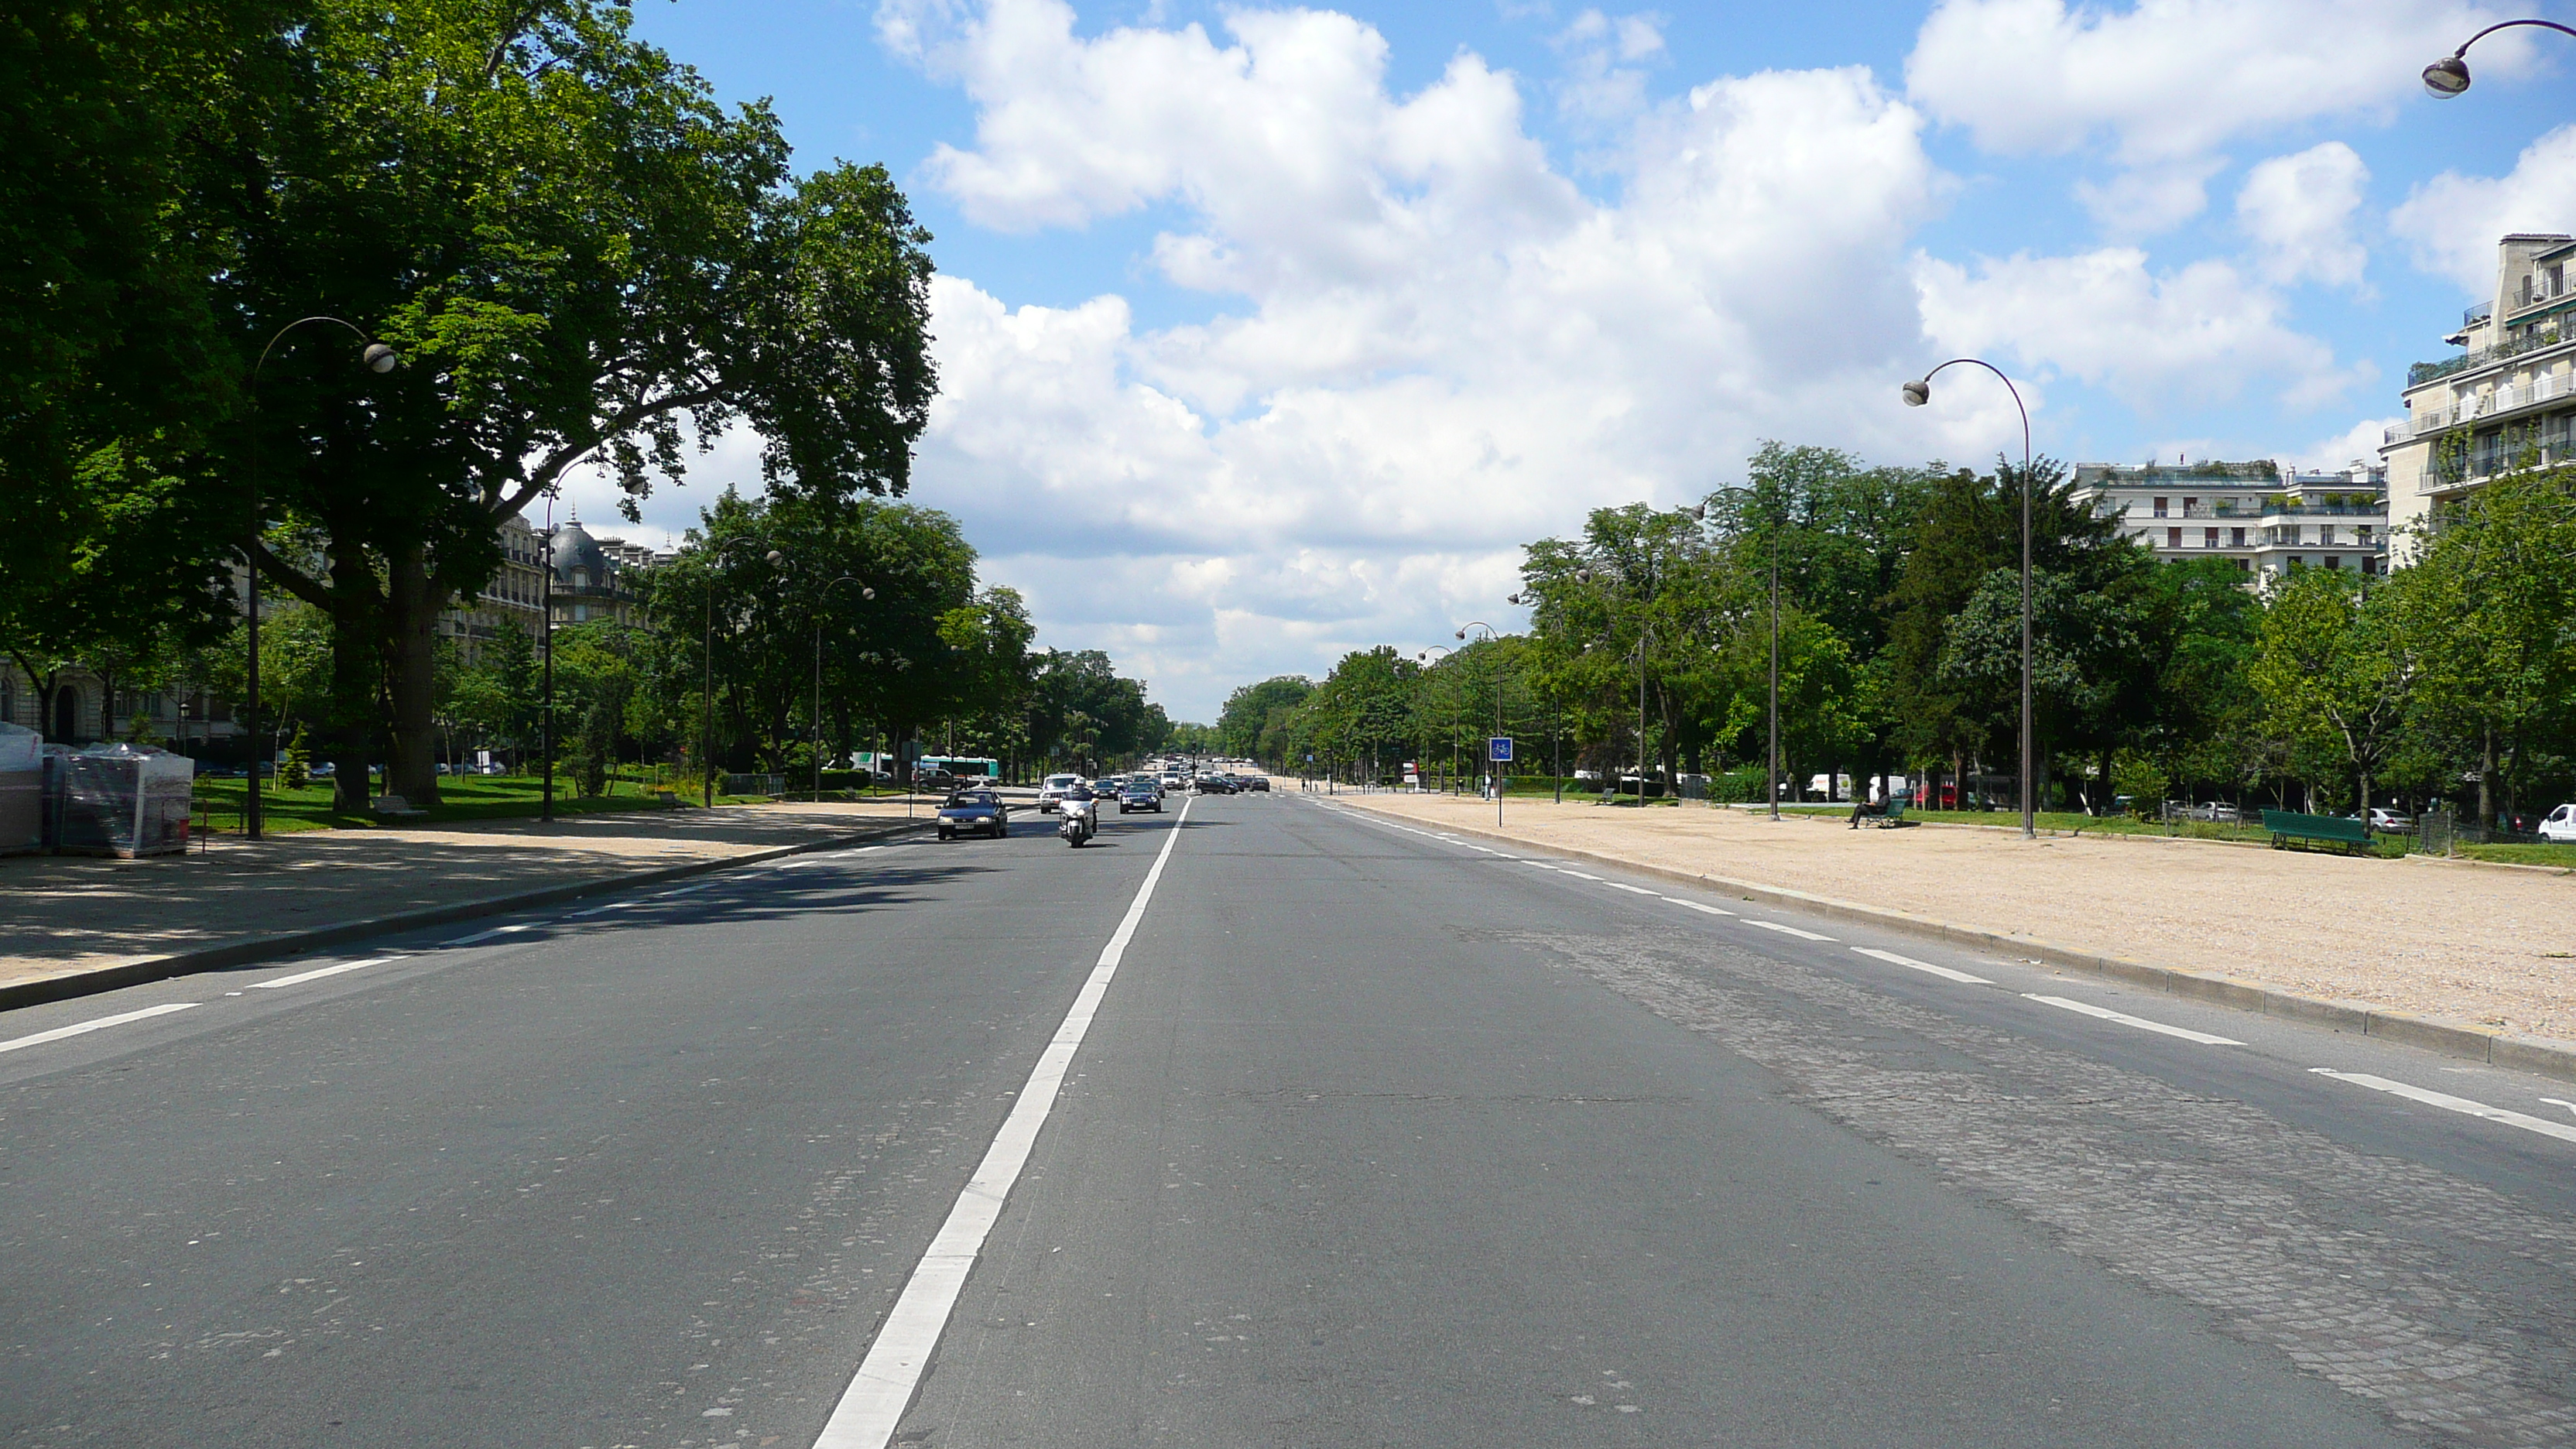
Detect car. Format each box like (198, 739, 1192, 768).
(1159, 773, 1185, 792)
(1118, 781, 1163, 814)
(935, 788, 1011, 841)
(1195, 773, 1236, 794)
(1244, 775, 1270, 792)
(2541, 804, 2576, 844)
(2365, 807, 2413, 833)
(1037, 772, 1084, 813)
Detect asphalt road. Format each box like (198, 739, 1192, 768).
(2, 791, 2571, 1447)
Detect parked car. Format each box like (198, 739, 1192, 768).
(2365, 807, 2413, 833)
(936, 788, 1011, 841)
(2540, 804, 2576, 844)
(1118, 781, 1163, 814)
(1037, 772, 1084, 813)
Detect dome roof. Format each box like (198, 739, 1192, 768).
(550, 513, 612, 585)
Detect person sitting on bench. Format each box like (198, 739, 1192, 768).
(1848, 797, 1886, 828)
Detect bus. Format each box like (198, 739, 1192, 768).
(916, 755, 1002, 781)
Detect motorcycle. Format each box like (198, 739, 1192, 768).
(1057, 791, 1098, 848)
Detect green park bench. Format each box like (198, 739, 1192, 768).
(2259, 809, 2372, 855)
(1867, 800, 1909, 828)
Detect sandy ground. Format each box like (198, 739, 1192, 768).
(0, 799, 934, 989)
(1338, 791, 2576, 1040)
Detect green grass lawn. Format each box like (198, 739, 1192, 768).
(2450, 841, 2576, 868)
(190, 774, 773, 833)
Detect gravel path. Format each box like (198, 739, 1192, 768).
(1339, 793, 2576, 1040)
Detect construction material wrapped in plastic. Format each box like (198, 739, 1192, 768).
(57, 743, 195, 858)
(0, 723, 39, 855)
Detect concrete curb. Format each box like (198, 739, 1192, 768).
(0, 817, 936, 1016)
(1334, 797, 2576, 1087)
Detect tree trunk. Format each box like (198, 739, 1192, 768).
(2477, 728, 2495, 827)
(326, 550, 377, 813)
(384, 543, 445, 807)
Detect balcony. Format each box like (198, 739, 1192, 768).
(2406, 321, 2570, 388)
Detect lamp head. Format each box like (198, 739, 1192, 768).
(764, 549, 783, 567)
(861, 587, 875, 601)
(362, 342, 398, 373)
(1454, 629, 1466, 640)
(1901, 378, 1930, 407)
(1574, 567, 1594, 583)
(2424, 53, 2471, 97)
(1687, 502, 1706, 521)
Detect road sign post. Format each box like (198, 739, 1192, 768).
(1488, 738, 1512, 824)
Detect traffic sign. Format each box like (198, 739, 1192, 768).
(1488, 737, 1513, 762)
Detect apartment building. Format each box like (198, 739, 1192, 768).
(2382, 233, 2576, 538)
(4, 510, 666, 748)
(2073, 461, 2390, 579)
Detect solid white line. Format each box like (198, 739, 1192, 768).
(0, 1002, 197, 1055)
(813, 796, 1195, 1449)
(1746, 920, 1836, 942)
(1606, 882, 1660, 895)
(249, 956, 400, 990)
(1853, 947, 1992, 985)
(2023, 994, 2242, 1046)
(1660, 897, 1737, 916)
(2312, 1069, 2576, 1146)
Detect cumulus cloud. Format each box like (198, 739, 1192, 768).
(2073, 158, 2225, 237)
(1906, 0, 2522, 164)
(1913, 246, 2367, 411)
(2293, 414, 2406, 472)
(2389, 124, 2576, 296)
(2237, 142, 2371, 288)
(1552, 9, 1667, 124)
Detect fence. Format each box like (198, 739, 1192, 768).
(722, 773, 786, 799)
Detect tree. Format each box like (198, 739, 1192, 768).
(225, 1, 937, 806)
(1219, 677, 1314, 762)
(2250, 567, 2413, 817)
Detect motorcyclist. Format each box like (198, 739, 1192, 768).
(1058, 784, 1098, 845)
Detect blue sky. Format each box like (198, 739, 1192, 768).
(561, 0, 2576, 720)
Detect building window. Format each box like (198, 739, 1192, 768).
(2289, 556, 2304, 568)
(2230, 527, 2246, 547)
(2204, 528, 2220, 549)
(2235, 558, 2251, 571)
(2357, 524, 2372, 544)
(2323, 556, 2340, 570)
(2153, 497, 2168, 517)
(2319, 525, 2335, 546)
(2182, 496, 2198, 516)
(2166, 527, 2183, 549)
(2362, 556, 2379, 576)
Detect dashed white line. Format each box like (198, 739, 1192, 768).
(1852, 947, 1992, 985)
(2023, 994, 2242, 1046)
(445, 923, 537, 947)
(1746, 920, 1835, 942)
(2312, 1070, 2576, 1146)
(0, 1002, 197, 1056)
(1605, 882, 1660, 896)
(1660, 898, 1736, 916)
(812, 796, 1195, 1448)
(1557, 870, 1602, 881)
(250, 956, 401, 990)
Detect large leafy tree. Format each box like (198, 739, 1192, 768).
(230, 1, 936, 805)
(1219, 676, 1314, 763)
(2250, 567, 2414, 817)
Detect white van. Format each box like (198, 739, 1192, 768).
(2541, 803, 2576, 843)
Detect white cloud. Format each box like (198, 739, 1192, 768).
(2292, 414, 2406, 472)
(2237, 142, 2371, 287)
(2072, 157, 2225, 236)
(1906, 0, 2523, 164)
(2389, 124, 2576, 296)
(1552, 9, 1667, 124)
(1914, 247, 2367, 412)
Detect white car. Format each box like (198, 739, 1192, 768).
(2541, 803, 2576, 844)
(2366, 807, 2413, 833)
(1036, 772, 1084, 814)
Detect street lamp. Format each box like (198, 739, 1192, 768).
(699, 538, 783, 807)
(540, 495, 557, 822)
(1574, 563, 1654, 802)
(1458, 621, 1506, 825)
(243, 317, 399, 838)
(1417, 645, 1458, 794)
(812, 575, 875, 800)
(2424, 19, 2575, 96)
(1903, 357, 2036, 839)
(1715, 487, 1783, 821)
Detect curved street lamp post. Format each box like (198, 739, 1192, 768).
(2424, 19, 2576, 95)
(810, 575, 875, 800)
(1903, 358, 2036, 839)
(243, 318, 397, 838)
(1416, 645, 1458, 794)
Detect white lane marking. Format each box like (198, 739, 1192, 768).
(2023, 994, 2242, 1046)
(1558, 870, 1602, 881)
(814, 797, 1195, 1449)
(250, 956, 400, 990)
(1746, 920, 1836, 942)
(0, 1002, 197, 1055)
(1852, 947, 1992, 985)
(2542, 1097, 2576, 1121)
(1660, 897, 1737, 916)
(2314, 1070, 2576, 1146)
(1605, 882, 1660, 896)
(445, 923, 536, 947)
(566, 901, 629, 918)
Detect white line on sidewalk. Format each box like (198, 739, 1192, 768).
(1660, 897, 1736, 916)
(2312, 1069, 2576, 1146)
(1746, 920, 1836, 942)
(813, 796, 1195, 1449)
(250, 956, 401, 990)
(1852, 947, 1992, 985)
(2023, 994, 2242, 1046)
(0, 1002, 197, 1056)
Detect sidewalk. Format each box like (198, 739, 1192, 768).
(1337, 792, 2575, 1043)
(0, 800, 937, 1004)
